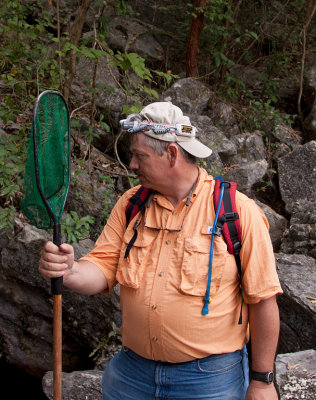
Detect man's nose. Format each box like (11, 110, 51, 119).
(129, 155, 138, 170)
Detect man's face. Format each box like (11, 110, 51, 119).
(129, 133, 169, 190)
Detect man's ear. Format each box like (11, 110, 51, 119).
(166, 143, 178, 167)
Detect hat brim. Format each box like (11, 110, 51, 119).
(142, 130, 212, 159)
(178, 138, 212, 158)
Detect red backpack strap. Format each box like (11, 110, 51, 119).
(124, 186, 152, 259)
(214, 179, 241, 255)
(214, 178, 243, 324)
(125, 186, 152, 227)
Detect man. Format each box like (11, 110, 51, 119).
(39, 102, 283, 400)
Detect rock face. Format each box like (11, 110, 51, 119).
(0, 218, 121, 377)
(275, 350, 316, 400)
(254, 200, 287, 251)
(278, 141, 316, 210)
(106, 16, 164, 61)
(162, 77, 212, 114)
(275, 253, 316, 353)
(278, 141, 316, 258)
(42, 370, 103, 400)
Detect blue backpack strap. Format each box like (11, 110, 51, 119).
(124, 186, 152, 259)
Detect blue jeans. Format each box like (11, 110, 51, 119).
(102, 346, 249, 400)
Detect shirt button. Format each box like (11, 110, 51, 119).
(158, 272, 163, 277)
(166, 240, 171, 245)
(172, 211, 177, 215)
(152, 337, 158, 342)
(152, 304, 157, 310)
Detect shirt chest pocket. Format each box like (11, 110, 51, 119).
(116, 226, 156, 289)
(180, 234, 227, 297)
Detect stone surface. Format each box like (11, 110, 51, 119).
(303, 98, 316, 140)
(207, 100, 241, 137)
(275, 350, 316, 400)
(70, 54, 120, 105)
(42, 369, 103, 400)
(255, 200, 288, 251)
(278, 142, 316, 258)
(162, 77, 212, 115)
(278, 141, 316, 212)
(275, 253, 316, 354)
(106, 16, 164, 61)
(224, 159, 268, 194)
(281, 199, 316, 259)
(0, 218, 121, 377)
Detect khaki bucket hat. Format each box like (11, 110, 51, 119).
(139, 102, 212, 158)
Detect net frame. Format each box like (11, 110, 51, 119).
(21, 90, 70, 230)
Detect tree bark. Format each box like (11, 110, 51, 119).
(186, 0, 208, 77)
(63, 0, 92, 101)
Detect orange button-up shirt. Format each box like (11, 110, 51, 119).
(81, 168, 282, 363)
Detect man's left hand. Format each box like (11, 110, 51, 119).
(245, 380, 278, 399)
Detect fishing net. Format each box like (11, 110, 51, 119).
(21, 91, 70, 230)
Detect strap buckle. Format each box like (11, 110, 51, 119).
(220, 212, 239, 222)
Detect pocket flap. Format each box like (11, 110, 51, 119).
(184, 235, 211, 253)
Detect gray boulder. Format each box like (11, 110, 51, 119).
(303, 98, 316, 140)
(254, 200, 288, 251)
(275, 253, 316, 354)
(191, 114, 236, 175)
(0, 217, 121, 376)
(106, 16, 163, 61)
(229, 131, 267, 164)
(70, 54, 120, 105)
(275, 350, 316, 400)
(272, 124, 303, 160)
(278, 141, 316, 258)
(281, 199, 316, 258)
(278, 141, 316, 211)
(95, 87, 137, 128)
(192, 115, 237, 160)
(162, 78, 212, 115)
(224, 159, 268, 194)
(42, 369, 103, 400)
(207, 100, 241, 137)
(222, 131, 268, 193)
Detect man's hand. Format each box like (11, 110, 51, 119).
(39, 241, 74, 281)
(246, 380, 278, 399)
(39, 241, 108, 295)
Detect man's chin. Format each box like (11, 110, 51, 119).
(138, 177, 151, 189)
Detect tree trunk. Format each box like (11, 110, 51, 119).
(186, 0, 208, 77)
(63, 0, 92, 101)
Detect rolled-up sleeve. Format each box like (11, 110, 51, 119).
(79, 189, 135, 293)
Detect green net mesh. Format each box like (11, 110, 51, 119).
(21, 91, 70, 229)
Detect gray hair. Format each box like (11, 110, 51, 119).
(126, 113, 196, 164)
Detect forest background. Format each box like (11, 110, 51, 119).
(1, 1, 316, 398)
(0, 0, 316, 239)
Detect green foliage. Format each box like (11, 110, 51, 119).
(0, 129, 28, 230)
(220, 75, 246, 101)
(61, 211, 95, 243)
(241, 99, 296, 134)
(198, 160, 223, 178)
(0, 205, 16, 232)
(123, 102, 143, 115)
(0, 0, 60, 98)
(99, 175, 116, 225)
(89, 321, 120, 365)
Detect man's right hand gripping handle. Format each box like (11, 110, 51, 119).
(39, 241, 108, 295)
(39, 241, 75, 281)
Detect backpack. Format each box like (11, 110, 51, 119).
(124, 178, 243, 323)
